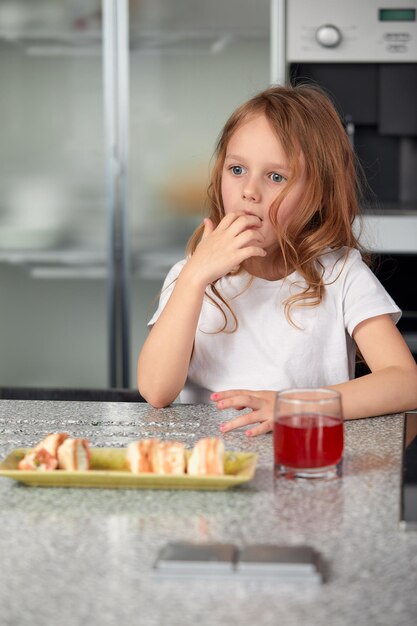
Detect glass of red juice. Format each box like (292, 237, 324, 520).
(274, 388, 344, 479)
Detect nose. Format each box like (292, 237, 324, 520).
(242, 176, 261, 202)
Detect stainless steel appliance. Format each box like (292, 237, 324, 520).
(271, 0, 417, 358)
(401, 411, 417, 530)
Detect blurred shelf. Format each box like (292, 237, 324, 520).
(0, 246, 184, 281)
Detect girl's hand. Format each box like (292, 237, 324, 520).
(211, 389, 276, 437)
(186, 213, 267, 286)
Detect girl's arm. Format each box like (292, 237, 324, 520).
(137, 266, 207, 408)
(213, 314, 417, 435)
(330, 313, 417, 418)
(137, 213, 266, 407)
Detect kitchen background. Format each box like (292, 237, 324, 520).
(0, 0, 416, 391)
(0, 0, 270, 389)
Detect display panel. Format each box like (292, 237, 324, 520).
(379, 8, 416, 21)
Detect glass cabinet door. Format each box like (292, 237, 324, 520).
(0, 0, 270, 390)
(0, 0, 108, 388)
(129, 0, 271, 381)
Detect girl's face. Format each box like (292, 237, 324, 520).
(221, 114, 306, 251)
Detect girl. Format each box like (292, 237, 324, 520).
(137, 84, 417, 436)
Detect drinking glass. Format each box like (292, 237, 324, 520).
(274, 388, 344, 479)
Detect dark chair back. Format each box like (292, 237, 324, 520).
(0, 387, 145, 402)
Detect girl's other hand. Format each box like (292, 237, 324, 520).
(211, 389, 276, 436)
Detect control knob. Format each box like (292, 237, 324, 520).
(315, 24, 342, 48)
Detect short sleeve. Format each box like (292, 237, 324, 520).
(341, 250, 401, 336)
(147, 259, 187, 327)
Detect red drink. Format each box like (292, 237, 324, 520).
(274, 413, 344, 470)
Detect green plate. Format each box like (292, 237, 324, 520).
(0, 448, 258, 490)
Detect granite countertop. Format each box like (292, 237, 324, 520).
(0, 400, 416, 626)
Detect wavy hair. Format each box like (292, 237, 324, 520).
(186, 83, 367, 328)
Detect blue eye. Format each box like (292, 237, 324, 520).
(231, 165, 246, 176)
(270, 172, 285, 183)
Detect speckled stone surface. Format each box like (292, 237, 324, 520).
(0, 400, 416, 626)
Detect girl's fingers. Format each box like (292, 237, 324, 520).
(235, 229, 265, 249)
(213, 389, 275, 435)
(228, 213, 263, 237)
(212, 389, 265, 402)
(237, 246, 267, 262)
(211, 389, 248, 400)
(201, 218, 214, 239)
(245, 419, 274, 437)
(196, 215, 266, 279)
(219, 411, 262, 433)
(219, 414, 273, 436)
(218, 212, 262, 235)
(214, 393, 262, 411)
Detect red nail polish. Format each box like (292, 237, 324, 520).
(219, 424, 225, 431)
(211, 393, 218, 400)
(246, 430, 253, 437)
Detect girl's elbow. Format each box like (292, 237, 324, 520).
(409, 370, 417, 409)
(402, 363, 417, 410)
(137, 382, 175, 409)
(137, 369, 183, 408)
(146, 395, 172, 409)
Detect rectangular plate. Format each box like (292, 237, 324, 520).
(0, 448, 257, 490)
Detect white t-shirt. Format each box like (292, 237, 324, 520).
(148, 248, 401, 403)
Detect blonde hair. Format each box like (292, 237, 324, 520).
(186, 84, 366, 328)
